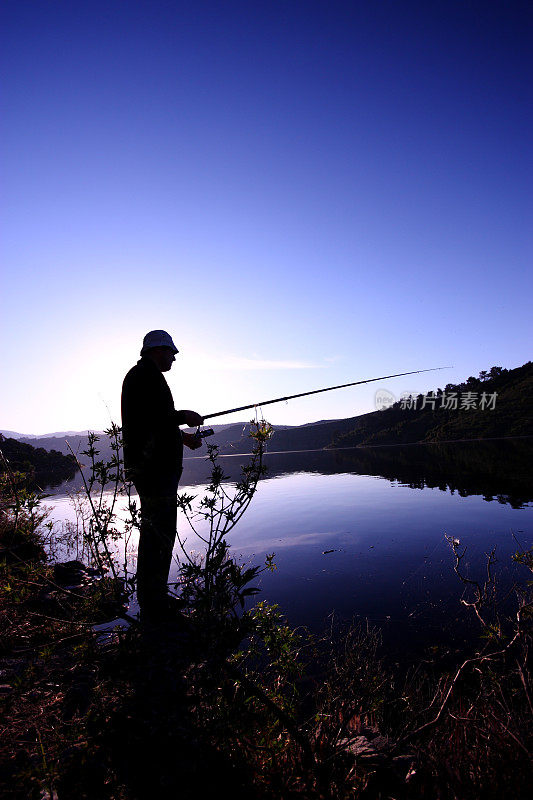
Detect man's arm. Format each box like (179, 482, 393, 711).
(175, 410, 204, 427)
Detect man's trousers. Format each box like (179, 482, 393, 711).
(134, 479, 178, 620)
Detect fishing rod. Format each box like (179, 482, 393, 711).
(199, 366, 451, 429)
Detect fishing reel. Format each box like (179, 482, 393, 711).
(195, 427, 215, 439)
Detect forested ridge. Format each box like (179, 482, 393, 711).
(5, 362, 532, 462)
(0, 435, 77, 484)
(331, 361, 533, 448)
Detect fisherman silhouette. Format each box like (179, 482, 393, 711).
(121, 330, 203, 624)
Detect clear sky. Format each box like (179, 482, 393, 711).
(2, 0, 531, 434)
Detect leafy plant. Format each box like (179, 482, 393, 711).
(67, 424, 137, 591)
(176, 420, 274, 644)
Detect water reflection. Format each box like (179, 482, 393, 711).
(40, 439, 533, 657)
(187, 438, 533, 508)
(43, 437, 533, 508)
(330, 438, 533, 509)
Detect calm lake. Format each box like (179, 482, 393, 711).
(44, 438, 533, 658)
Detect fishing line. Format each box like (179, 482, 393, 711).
(401, 537, 443, 587)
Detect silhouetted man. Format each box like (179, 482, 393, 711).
(121, 330, 203, 623)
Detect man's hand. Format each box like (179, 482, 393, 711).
(181, 410, 204, 427)
(182, 431, 203, 451)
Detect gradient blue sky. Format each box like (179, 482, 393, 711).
(2, 0, 531, 433)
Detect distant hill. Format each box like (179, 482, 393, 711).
(332, 361, 533, 448)
(0, 429, 91, 440)
(216, 417, 367, 454)
(0, 435, 77, 486)
(215, 362, 532, 452)
(0, 430, 31, 440)
(16, 435, 99, 459)
(14, 424, 262, 464)
(6, 362, 531, 465)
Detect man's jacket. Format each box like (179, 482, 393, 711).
(121, 356, 188, 489)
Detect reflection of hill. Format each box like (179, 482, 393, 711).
(181, 438, 533, 509)
(330, 439, 533, 509)
(44, 438, 533, 508)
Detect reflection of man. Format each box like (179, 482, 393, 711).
(121, 330, 203, 623)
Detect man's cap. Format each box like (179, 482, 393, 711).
(140, 330, 179, 355)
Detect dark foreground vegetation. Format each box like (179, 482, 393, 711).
(1, 426, 531, 799)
